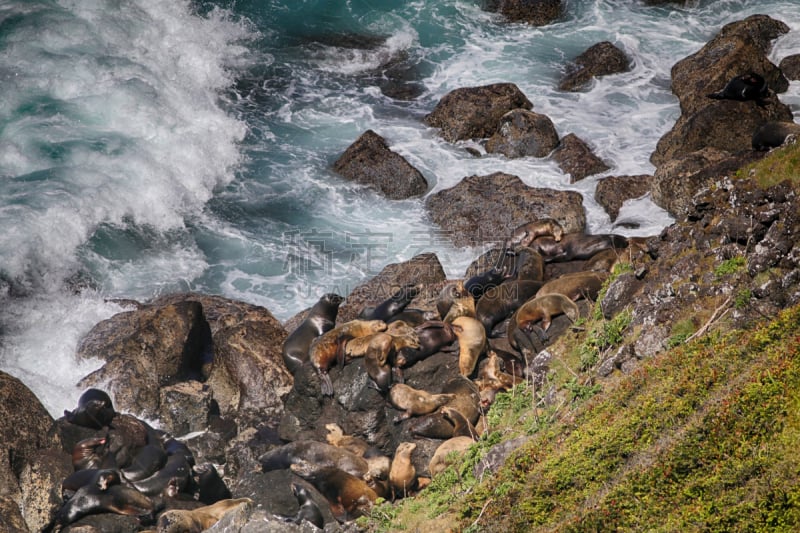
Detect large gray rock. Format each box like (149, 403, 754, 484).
(595, 175, 653, 221)
(558, 41, 631, 92)
(424, 83, 532, 142)
(552, 133, 610, 182)
(425, 172, 585, 248)
(482, 0, 563, 26)
(332, 130, 428, 200)
(779, 54, 800, 80)
(485, 109, 560, 158)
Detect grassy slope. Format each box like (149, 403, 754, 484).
(360, 142, 800, 532)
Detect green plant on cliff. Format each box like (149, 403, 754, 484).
(714, 255, 746, 279)
(736, 140, 800, 190)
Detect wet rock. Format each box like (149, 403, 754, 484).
(595, 175, 652, 221)
(558, 41, 631, 92)
(779, 53, 800, 80)
(158, 381, 213, 437)
(425, 172, 585, 248)
(332, 130, 428, 200)
(552, 133, 610, 183)
(485, 109, 560, 158)
(424, 83, 532, 142)
(19, 448, 71, 533)
(482, 0, 563, 26)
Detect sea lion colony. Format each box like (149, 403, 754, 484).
(45, 220, 644, 530)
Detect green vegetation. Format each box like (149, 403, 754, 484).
(736, 140, 800, 190)
(667, 318, 696, 348)
(714, 256, 746, 279)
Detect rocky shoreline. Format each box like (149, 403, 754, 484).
(3, 13, 800, 533)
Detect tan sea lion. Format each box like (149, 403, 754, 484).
(436, 280, 468, 319)
(325, 423, 371, 456)
(259, 440, 369, 478)
(583, 248, 620, 272)
(290, 461, 377, 521)
(507, 293, 580, 355)
(388, 383, 455, 423)
(441, 406, 479, 440)
(451, 315, 487, 377)
(428, 436, 475, 477)
(443, 293, 476, 323)
(310, 319, 387, 396)
(155, 498, 252, 533)
(282, 293, 344, 375)
(507, 218, 564, 247)
(536, 271, 608, 302)
(389, 442, 417, 499)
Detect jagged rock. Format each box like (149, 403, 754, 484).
(0, 495, 27, 532)
(600, 272, 642, 320)
(424, 83, 532, 142)
(482, 0, 563, 26)
(425, 172, 585, 248)
(335, 252, 446, 323)
(158, 381, 213, 436)
(779, 53, 800, 80)
(485, 109, 560, 158)
(651, 148, 763, 218)
(332, 130, 428, 200)
(552, 133, 610, 183)
(558, 41, 631, 91)
(474, 436, 533, 479)
(0, 371, 56, 508)
(19, 449, 71, 533)
(595, 175, 652, 221)
(597, 345, 636, 377)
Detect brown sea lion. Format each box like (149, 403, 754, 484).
(155, 498, 252, 533)
(325, 423, 371, 457)
(504, 245, 545, 282)
(507, 293, 580, 355)
(436, 280, 467, 320)
(395, 320, 458, 368)
(476, 351, 522, 408)
(536, 271, 609, 302)
(72, 437, 111, 471)
(259, 440, 369, 478)
(43, 484, 155, 532)
(389, 442, 417, 499)
(443, 293, 476, 323)
(408, 376, 482, 439)
(120, 443, 167, 482)
(282, 293, 344, 375)
(583, 248, 620, 272)
(388, 383, 455, 423)
(428, 436, 475, 477)
(451, 315, 487, 377)
(63, 388, 115, 430)
(441, 406, 479, 440)
(289, 461, 377, 521)
(475, 280, 543, 336)
(362, 283, 423, 321)
(507, 218, 564, 247)
(310, 319, 387, 396)
(529, 232, 628, 263)
(363, 451, 392, 500)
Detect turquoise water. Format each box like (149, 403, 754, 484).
(1, 0, 799, 414)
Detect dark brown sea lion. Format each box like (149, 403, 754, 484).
(310, 319, 387, 396)
(707, 72, 769, 106)
(475, 280, 543, 336)
(72, 437, 112, 471)
(362, 283, 423, 321)
(61, 469, 121, 501)
(282, 293, 344, 374)
(504, 245, 545, 282)
(451, 316, 487, 377)
(155, 498, 252, 533)
(435, 280, 468, 320)
(43, 483, 154, 532)
(290, 461, 377, 521)
(388, 383, 455, 423)
(394, 320, 458, 368)
(752, 120, 800, 150)
(64, 388, 115, 429)
(193, 462, 231, 505)
(131, 453, 192, 497)
(258, 440, 369, 478)
(276, 483, 325, 529)
(536, 271, 609, 302)
(507, 218, 564, 247)
(389, 442, 417, 499)
(464, 267, 508, 300)
(529, 232, 628, 263)
(120, 443, 167, 482)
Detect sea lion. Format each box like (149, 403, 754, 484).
(282, 293, 344, 375)
(583, 248, 620, 273)
(428, 436, 475, 477)
(131, 452, 192, 497)
(155, 498, 252, 533)
(64, 388, 115, 429)
(504, 246, 545, 282)
(443, 293, 476, 323)
(475, 280, 543, 336)
(289, 461, 377, 521)
(507, 293, 580, 355)
(752, 120, 800, 150)
(464, 267, 507, 300)
(451, 315, 487, 377)
(389, 442, 417, 499)
(43, 483, 155, 532)
(507, 218, 564, 247)
(529, 233, 628, 263)
(435, 280, 468, 320)
(441, 406, 479, 440)
(276, 483, 325, 529)
(193, 462, 231, 505)
(120, 443, 167, 482)
(388, 383, 456, 423)
(61, 469, 121, 501)
(362, 283, 422, 321)
(310, 319, 387, 396)
(707, 72, 769, 106)
(395, 320, 458, 368)
(363, 450, 392, 500)
(475, 351, 522, 407)
(72, 436, 113, 471)
(536, 271, 609, 302)
(363, 335, 396, 393)
(408, 377, 481, 439)
(259, 440, 369, 478)
(325, 423, 372, 457)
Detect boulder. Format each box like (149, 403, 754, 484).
(482, 0, 563, 26)
(485, 109, 560, 158)
(424, 83, 532, 142)
(332, 130, 428, 200)
(779, 53, 800, 80)
(19, 448, 71, 533)
(552, 133, 610, 182)
(0, 495, 27, 532)
(595, 175, 653, 221)
(425, 172, 585, 248)
(558, 41, 632, 91)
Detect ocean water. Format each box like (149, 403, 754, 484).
(1, 0, 799, 416)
